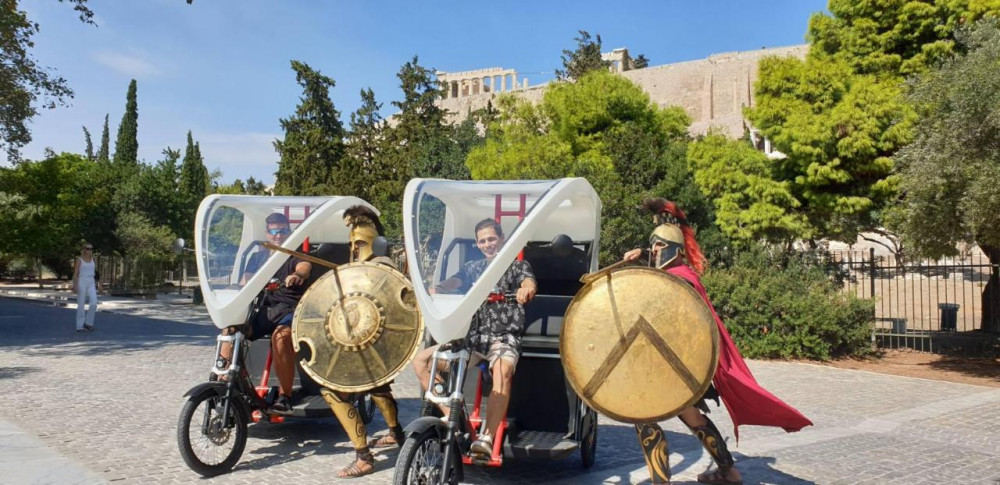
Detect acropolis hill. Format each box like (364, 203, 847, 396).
(434, 45, 808, 140)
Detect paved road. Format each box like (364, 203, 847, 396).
(2, 295, 1000, 484)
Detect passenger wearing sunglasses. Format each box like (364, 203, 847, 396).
(72, 242, 98, 332)
(223, 212, 311, 413)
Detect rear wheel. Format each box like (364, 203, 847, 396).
(393, 427, 459, 485)
(177, 391, 247, 477)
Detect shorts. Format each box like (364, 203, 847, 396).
(471, 340, 519, 369)
(249, 308, 293, 340)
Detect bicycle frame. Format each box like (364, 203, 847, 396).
(424, 341, 510, 468)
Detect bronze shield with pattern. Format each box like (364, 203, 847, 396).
(293, 262, 423, 392)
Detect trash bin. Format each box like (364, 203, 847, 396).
(938, 303, 959, 331)
(192, 286, 204, 305)
(889, 318, 907, 334)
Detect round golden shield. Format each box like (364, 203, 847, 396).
(292, 262, 424, 393)
(560, 267, 719, 423)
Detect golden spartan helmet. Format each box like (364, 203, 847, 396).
(344, 205, 383, 263)
(643, 198, 686, 269)
(649, 222, 685, 269)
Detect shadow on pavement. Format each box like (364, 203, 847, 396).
(0, 298, 217, 358)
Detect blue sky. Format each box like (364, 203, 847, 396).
(19, 0, 826, 185)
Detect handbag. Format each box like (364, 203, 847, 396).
(94, 269, 101, 281)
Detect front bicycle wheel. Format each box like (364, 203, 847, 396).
(392, 427, 460, 485)
(177, 390, 247, 477)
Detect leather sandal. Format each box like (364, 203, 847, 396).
(337, 454, 374, 479)
(367, 432, 400, 449)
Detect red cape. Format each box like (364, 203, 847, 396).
(667, 265, 813, 441)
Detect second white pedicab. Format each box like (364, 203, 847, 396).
(393, 178, 602, 484)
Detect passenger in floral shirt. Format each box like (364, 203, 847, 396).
(412, 218, 537, 456)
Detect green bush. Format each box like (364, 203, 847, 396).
(702, 245, 874, 360)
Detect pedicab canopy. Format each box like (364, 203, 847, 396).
(403, 178, 601, 344)
(194, 195, 378, 330)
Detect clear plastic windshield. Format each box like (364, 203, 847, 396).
(410, 180, 558, 295)
(201, 200, 323, 290)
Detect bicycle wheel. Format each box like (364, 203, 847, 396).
(392, 427, 460, 485)
(177, 390, 248, 477)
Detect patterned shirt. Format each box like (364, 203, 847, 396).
(455, 258, 536, 354)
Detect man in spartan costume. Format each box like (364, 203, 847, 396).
(621, 198, 813, 485)
(321, 205, 405, 479)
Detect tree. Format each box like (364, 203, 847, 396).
(83, 127, 94, 161)
(633, 54, 650, 69)
(555, 30, 611, 80)
(466, 70, 705, 264)
(0, 152, 110, 279)
(273, 60, 347, 196)
(891, 20, 1000, 332)
(369, 56, 459, 236)
(744, 53, 916, 244)
(178, 131, 208, 239)
(244, 176, 269, 195)
(113, 79, 139, 167)
(345, 88, 385, 199)
(740, 1, 1000, 247)
(96, 114, 110, 163)
(0, 0, 94, 161)
(808, 0, 1000, 76)
(688, 133, 808, 244)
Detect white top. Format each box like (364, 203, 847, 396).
(78, 258, 95, 281)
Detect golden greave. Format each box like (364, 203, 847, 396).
(371, 392, 400, 430)
(321, 389, 369, 452)
(687, 415, 734, 472)
(635, 423, 671, 483)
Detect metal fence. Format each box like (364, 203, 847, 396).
(829, 248, 998, 351)
(94, 253, 199, 296)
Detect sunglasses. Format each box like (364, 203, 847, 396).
(267, 228, 291, 236)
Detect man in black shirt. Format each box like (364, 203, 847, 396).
(224, 212, 311, 413)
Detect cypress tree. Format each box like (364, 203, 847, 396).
(179, 131, 209, 239)
(96, 114, 110, 163)
(113, 79, 139, 167)
(83, 126, 94, 160)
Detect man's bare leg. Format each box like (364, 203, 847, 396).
(479, 358, 513, 449)
(271, 326, 295, 397)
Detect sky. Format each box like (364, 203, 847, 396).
(18, 0, 828, 186)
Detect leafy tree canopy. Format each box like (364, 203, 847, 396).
(892, 20, 1000, 258)
(808, 0, 1000, 76)
(466, 70, 713, 264)
(0, 0, 93, 161)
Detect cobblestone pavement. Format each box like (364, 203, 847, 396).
(2, 295, 1000, 484)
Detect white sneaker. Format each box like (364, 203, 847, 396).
(470, 434, 493, 455)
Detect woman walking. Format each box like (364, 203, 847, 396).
(72, 242, 98, 332)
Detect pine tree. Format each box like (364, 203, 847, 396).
(113, 79, 139, 167)
(273, 60, 347, 196)
(83, 126, 94, 160)
(555, 31, 611, 80)
(96, 114, 110, 163)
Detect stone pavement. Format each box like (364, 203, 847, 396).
(2, 290, 1000, 484)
